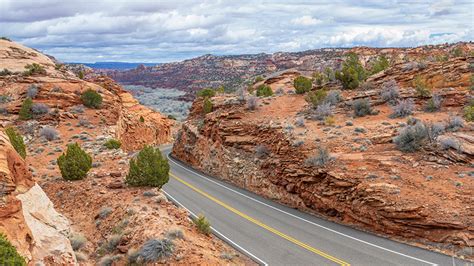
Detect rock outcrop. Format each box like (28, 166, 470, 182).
(0, 131, 75, 264)
(173, 43, 473, 259)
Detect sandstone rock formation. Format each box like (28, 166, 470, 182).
(173, 43, 473, 259)
(0, 131, 75, 264)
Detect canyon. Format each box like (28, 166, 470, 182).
(172, 42, 474, 260)
(0, 39, 250, 265)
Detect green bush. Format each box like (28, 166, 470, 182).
(369, 55, 390, 75)
(305, 90, 327, 108)
(294, 76, 312, 94)
(81, 89, 102, 109)
(126, 146, 169, 188)
(335, 53, 367, 90)
(0, 233, 26, 266)
(167, 114, 177, 120)
(464, 100, 474, 122)
(0, 37, 12, 41)
(78, 71, 84, 79)
(5, 127, 26, 159)
(256, 84, 273, 97)
(413, 76, 431, 97)
(104, 139, 121, 149)
(23, 63, 46, 76)
(312, 72, 326, 86)
(451, 47, 464, 57)
(203, 98, 213, 114)
(193, 215, 211, 235)
(197, 88, 216, 98)
(254, 76, 264, 83)
(139, 116, 145, 122)
(18, 98, 33, 120)
(57, 143, 92, 180)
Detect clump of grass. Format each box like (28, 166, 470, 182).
(165, 229, 185, 240)
(193, 215, 211, 235)
(98, 254, 122, 266)
(69, 233, 87, 251)
(98, 206, 113, 219)
(104, 139, 121, 149)
(305, 146, 333, 166)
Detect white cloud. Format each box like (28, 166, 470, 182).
(0, 0, 471, 62)
(291, 16, 322, 26)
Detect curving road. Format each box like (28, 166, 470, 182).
(160, 146, 467, 266)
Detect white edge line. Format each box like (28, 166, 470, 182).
(162, 190, 268, 266)
(166, 152, 438, 266)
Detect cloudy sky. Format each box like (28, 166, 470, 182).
(0, 0, 472, 63)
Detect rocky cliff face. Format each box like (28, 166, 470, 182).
(173, 44, 473, 259)
(0, 131, 76, 264)
(0, 40, 251, 265)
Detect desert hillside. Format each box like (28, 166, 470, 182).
(105, 43, 473, 101)
(0, 39, 251, 265)
(172, 42, 474, 260)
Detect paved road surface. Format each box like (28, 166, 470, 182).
(160, 146, 468, 266)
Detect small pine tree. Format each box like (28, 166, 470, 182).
(197, 88, 216, 98)
(369, 55, 390, 75)
(18, 98, 33, 120)
(81, 89, 102, 109)
(294, 76, 312, 94)
(139, 116, 145, 122)
(126, 146, 169, 188)
(5, 127, 26, 159)
(0, 233, 26, 266)
(305, 90, 327, 108)
(413, 76, 431, 98)
(78, 71, 84, 79)
(256, 84, 273, 97)
(57, 143, 92, 180)
(203, 98, 213, 114)
(335, 52, 366, 90)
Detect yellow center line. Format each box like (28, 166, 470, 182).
(170, 172, 351, 266)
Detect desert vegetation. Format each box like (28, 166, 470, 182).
(126, 146, 169, 188)
(57, 143, 92, 180)
(81, 89, 102, 109)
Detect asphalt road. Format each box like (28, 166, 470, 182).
(160, 146, 468, 266)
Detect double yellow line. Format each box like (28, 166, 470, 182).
(170, 173, 350, 266)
